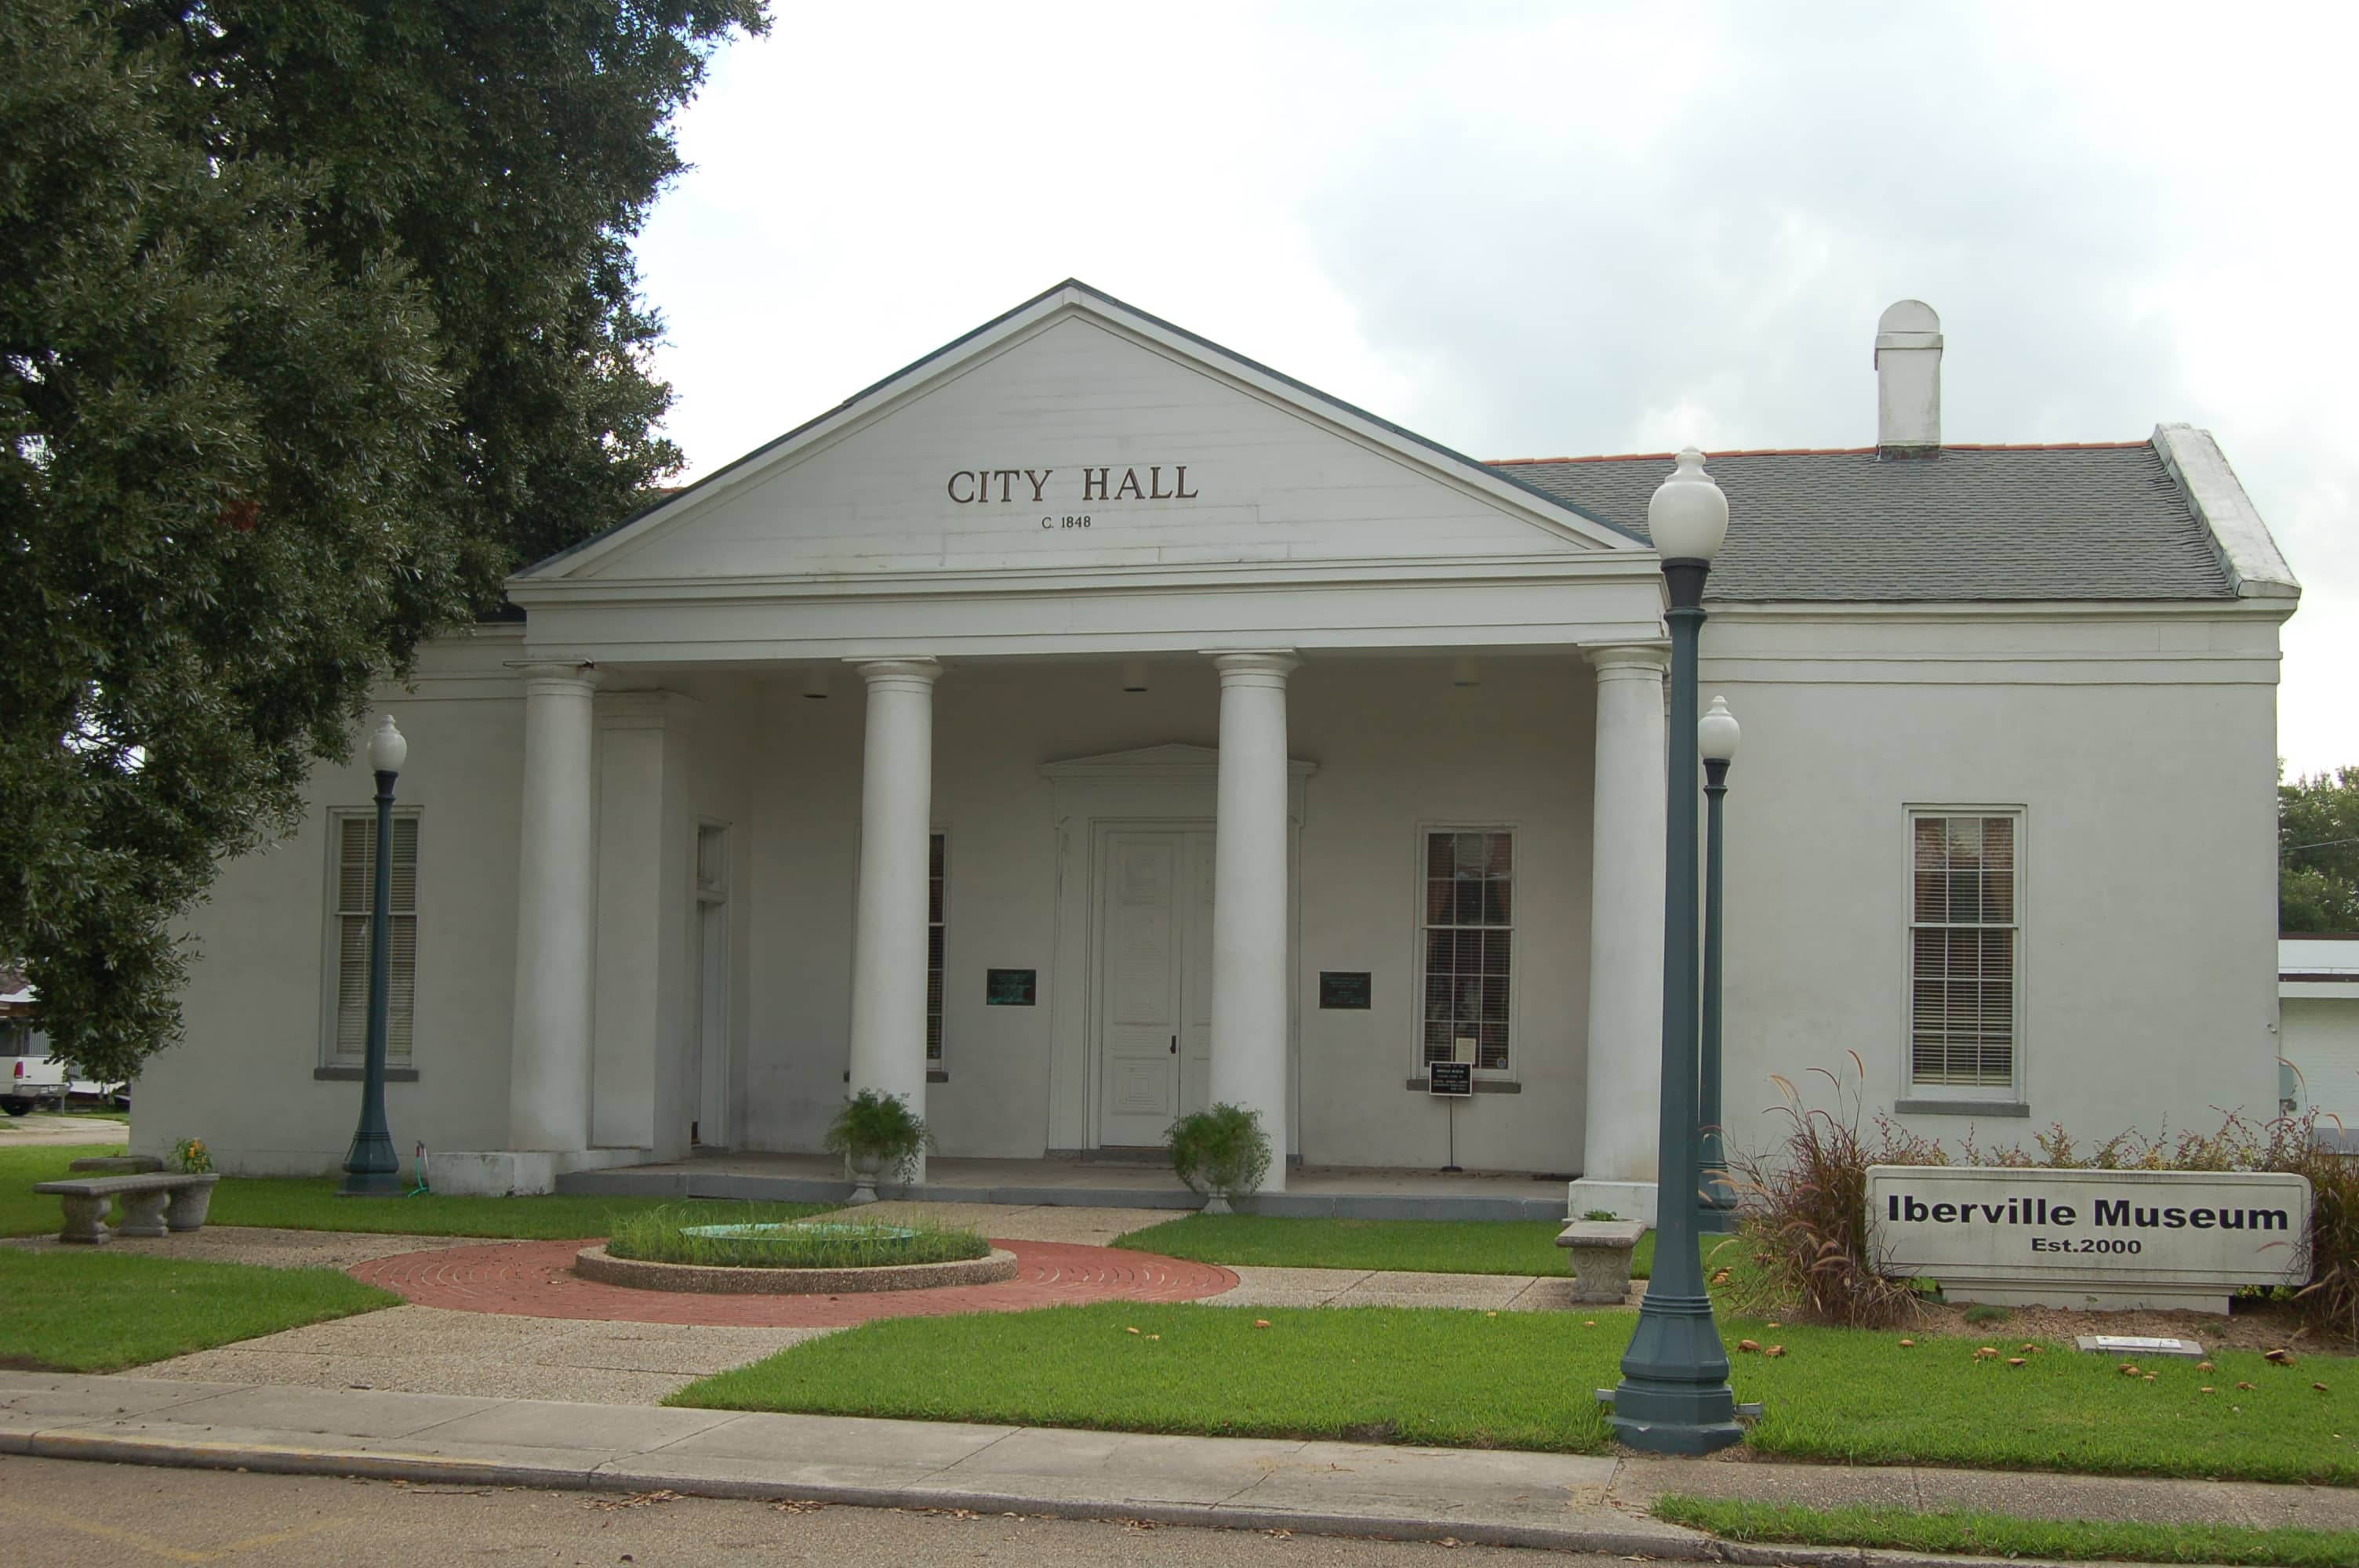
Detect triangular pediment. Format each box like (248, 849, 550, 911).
(518, 281, 1640, 590)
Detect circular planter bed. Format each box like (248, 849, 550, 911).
(574, 1243, 1020, 1295)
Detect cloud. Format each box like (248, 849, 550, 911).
(633, 0, 2354, 771)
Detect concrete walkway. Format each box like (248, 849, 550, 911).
(0, 1112, 129, 1148)
(7, 1371, 2352, 1563)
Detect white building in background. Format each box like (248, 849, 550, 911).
(132, 285, 2301, 1214)
(2281, 936, 2359, 1145)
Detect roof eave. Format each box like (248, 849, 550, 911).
(2151, 424, 2301, 604)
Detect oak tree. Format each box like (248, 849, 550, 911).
(1, 0, 765, 1079)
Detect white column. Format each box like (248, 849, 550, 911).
(1575, 645, 1669, 1221)
(1206, 650, 1298, 1192)
(846, 658, 940, 1179)
(510, 663, 600, 1152)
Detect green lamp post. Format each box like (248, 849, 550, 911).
(1697, 695, 1741, 1233)
(338, 713, 405, 1197)
(1605, 448, 1747, 1454)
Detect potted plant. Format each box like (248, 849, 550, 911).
(167, 1137, 220, 1231)
(1165, 1102, 1272, 1214)
(822, 1091, 932, 1204)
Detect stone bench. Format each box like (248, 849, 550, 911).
(31, 1172, 219, 1243)
(1557, 1218, 1648, 1304)
(67, 1154, 165, 1175)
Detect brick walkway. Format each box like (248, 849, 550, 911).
(349, 1237, 1238, 1327)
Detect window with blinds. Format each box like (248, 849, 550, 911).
(927, 833, 946, 1064)
(1909, 811, 2019, 1091)
(1421, 829, 1514, 1073)
(331, 811, 418, 1062)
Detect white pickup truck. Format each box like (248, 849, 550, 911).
(2, 1046, 68, 1115)
(0, 1027, 125, 1116)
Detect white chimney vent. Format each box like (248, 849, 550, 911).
(1875, 299, 1943, 456)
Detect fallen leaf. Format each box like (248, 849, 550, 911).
(1253, 1319, 1271, 1329)
(1736, 1338, 1761, 1353)
(2237, 1381, 2255, 1391)
(1710, 1269, 1732, 1286)
(2144, 1374, 2157, 1382)
(2197, 1361, 2215, 1372)
(1583, 1319, 1598, 1328)
(2021, 1344, 2037, 1353)
(1766, 1322, 1781, 1330)
(2317, 1383, 2332, 1393)
(1766, 1345, 1787, 1358)
(1485, 1311, 1498, 1319)
(2266, 1349, 2296, 1367)
(1898, 1338, 1915, 1348)
(1147, 1334, 1161, 1341)
(1125, 1327, 1141, 1335)
(2007, 1357, 2026, 1367)
(2200, 1386, 2215, 1394)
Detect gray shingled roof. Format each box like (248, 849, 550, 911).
(1491, 443, 2234, 602)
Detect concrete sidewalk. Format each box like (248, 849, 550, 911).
(5, 1371, 2353, 1563)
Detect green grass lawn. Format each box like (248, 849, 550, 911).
(1115, 1214, 1772, 1287)
(0, 1144, 125, 1236)
(1115, 1215, 1576, 1275)
(1, 1142, 816, 1240)
(1653, 1497, 2359, 1568)
(671, 1301, 2359, 1485)
(202, 1179, 825, 1240)
(0, 1249, 399, 1372)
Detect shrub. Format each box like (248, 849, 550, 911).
(821, 1091, 931, 1185)
(1167, 1102, 1272, 1206)
(605, 1204, 987, 1269)
(1728, 1055, 1922, 1329)
(170, 1137, 213, 1174)
(2270, 1112, 2358, 1344)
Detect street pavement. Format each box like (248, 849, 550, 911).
(10, 1370, 2359, 1562)
(0, 1454, 1598, 1568)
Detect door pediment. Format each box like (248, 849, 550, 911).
(518, 281, 1641, 595)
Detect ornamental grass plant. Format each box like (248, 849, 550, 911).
(603, 1203, 987, 1269)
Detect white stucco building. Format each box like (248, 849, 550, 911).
(131, 285, 2302, 1214)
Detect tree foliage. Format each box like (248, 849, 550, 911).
(1, 0, 764, 1080)
(2281, 764, 2359, 934)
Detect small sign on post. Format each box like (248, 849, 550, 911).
(1429, 1062, 1473, 1098)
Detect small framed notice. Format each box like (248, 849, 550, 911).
(984, 968, 1037, 1006)
(1318, 971, 1372, 1010)
(1429, 1062, 1474, 1098)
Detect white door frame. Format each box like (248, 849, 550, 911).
(1041, 746, 1314, 1155)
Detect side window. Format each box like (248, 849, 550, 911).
(1907, 811, 2020, 1094)
(1421, 829, 1514, 1073)
(927, 832, 946, 1066)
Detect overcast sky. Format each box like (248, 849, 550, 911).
(632, 1, 2352, 776)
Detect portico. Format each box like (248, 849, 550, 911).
(459, 281, 1681, 1198)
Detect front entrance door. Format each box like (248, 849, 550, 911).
(1097, 828, 1214, 1146)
